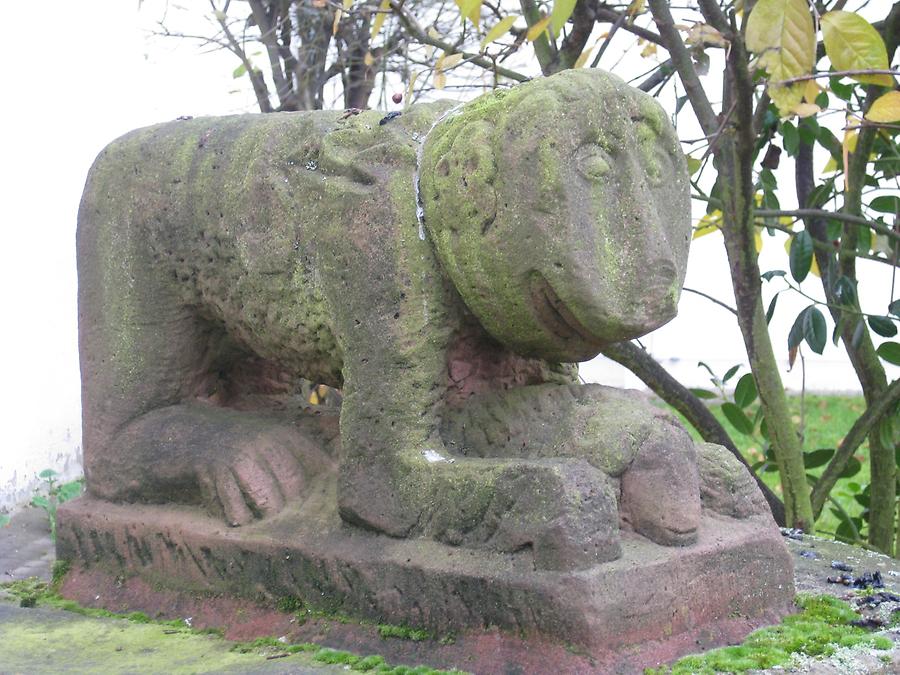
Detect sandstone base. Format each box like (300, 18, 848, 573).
(57, 491, 795, 674)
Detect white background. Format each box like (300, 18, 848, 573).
(1, 0, 895, 510)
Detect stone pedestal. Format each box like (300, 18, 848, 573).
(57, 483, 794, 673)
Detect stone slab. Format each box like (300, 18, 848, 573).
(56, 492, 794, 673)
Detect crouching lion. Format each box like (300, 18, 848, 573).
(77, 69, 768, 572)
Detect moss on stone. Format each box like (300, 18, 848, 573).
(377, 622, 434, 641)
(646, 593, 892, 674)
(2, 577, 466, 673)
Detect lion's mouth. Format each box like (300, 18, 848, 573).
(528, 271, 600, 346)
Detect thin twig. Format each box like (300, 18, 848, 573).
(776, 69, 900, 85)
(682, 287, 738, 315)
(755, 209, 900, 243)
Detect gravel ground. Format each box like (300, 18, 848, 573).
(746, 529, 900, 674)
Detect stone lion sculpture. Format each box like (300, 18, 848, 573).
(77, 69, 767, 572)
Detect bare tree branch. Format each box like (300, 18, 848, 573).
(811, 378, 900, 518)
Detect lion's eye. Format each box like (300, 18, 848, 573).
(575, 144, 613, 181)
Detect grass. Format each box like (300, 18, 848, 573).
(672, 394, 870, 539)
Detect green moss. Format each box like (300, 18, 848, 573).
(645, 593, 892, 674)
(51, 559, 71, 586)
(378, 623, 434, 641)
(275, 595, 304, 613)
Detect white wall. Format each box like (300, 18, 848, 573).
(1, 1, 895, 511)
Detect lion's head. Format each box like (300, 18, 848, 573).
(419, 69, 690, 362)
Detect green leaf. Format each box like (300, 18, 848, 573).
(821, 11, 893, 87)
(789, 230, 814, 282)
(31, 496, 51, 510)
(721, 402, 755, 436)
(804, 307, 827, 354)
(889, 299, 900, 318)
(868, 316, 898, 338)
(745, 0, 815, 114)
(689, 388, 718, 400)
(788, 310, 806, 350)
(766, 292, 779, 324)
(38, 469, 58, 479)
(870, 195, 900, 214)
(833, 275, 857, 306)
(733, 373, 758, 408)
(781, 121, 799, 156)
(829, 77, 853, 101)
(876, 341, 900, 365)
(57, 481, 83, 503)
(803, 448, 835, 469)
(723, 364, 741, 383)
(232, 63, 247, 79)
(480, 15, 518, 49)
(806, 180, 835, 209)
(840, 456, 862, 479)
(549, 0, 577, 39)
(761, 269, 787, 282)
(788, 306, 827, 354)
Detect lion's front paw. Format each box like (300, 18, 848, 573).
(485, 460, 621, 570)
(619, 423, 701, 546)
(697, 442, 769, 519)
(196, 438, 304, 527)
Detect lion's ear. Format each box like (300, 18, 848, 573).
(428, 119, 498, 236)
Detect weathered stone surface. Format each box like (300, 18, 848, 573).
(57, 492, 794, 673)
(68, 67, 794, 660)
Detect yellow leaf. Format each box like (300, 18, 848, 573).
(627, 0, 645, 17)
(823, 156, 838, 173)
(404, 71, 419, 110)
(343, 0, 353, 8)
(437, 52, 464, 71)
(309, 390, 320, 405)
(791, 102, 820, 118)
(481, 15, 518, 50)
(842, 127, 858, 176)
(425, 26, 440, 60)
(526, 15, 552, 42)
(866, 91, 900, 123)
(754, 230, 763, 254)
(572, 45, 597, 68)
(434, 71, 446, 90)
(550, 0, 577, 39)
(821, 11, 893, 87)
(640, 42, 657, 58)
(686, 155, 702, 175)
(333, 9, 342, 36)
(364, 51, 375, 66)
(370, 0, 390, 40)
(745, 0, 815, 115)
(574, 45, 594, 68)
(685, 23, 728, 49)
(455, 0, 482, 28)
(803, 79, 821, 103)
(693, 210, 722, 239)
